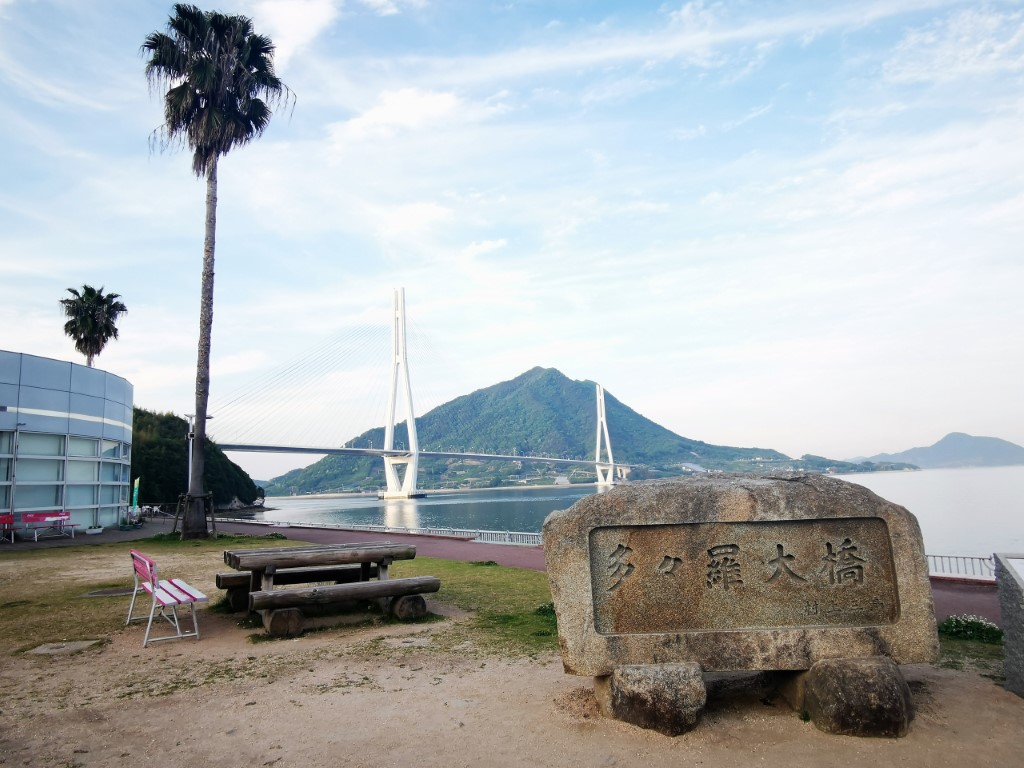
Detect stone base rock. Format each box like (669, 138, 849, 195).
(593, 663, 706, 736)
(785, 656, 914, 738)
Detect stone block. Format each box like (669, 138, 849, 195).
(593, 663, 706, 736)
(543, 475, 939, 676)
(994, 553, 1024, 698)
(802, 656, 913, 737)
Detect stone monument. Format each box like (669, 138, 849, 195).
(994, 553, 1024, 698)
(543, 474, 939, 736)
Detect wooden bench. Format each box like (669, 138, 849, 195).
(249, 576, 441, 636)
(19, 510, 78, 541)
(126, 549, 209, 647)
(215, 564, 379, 612)
(222, 542, 439, 637)
(0, 513, 13, 544)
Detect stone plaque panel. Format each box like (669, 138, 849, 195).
(590, 518, 898, 634)
(543, 475, 939, 675)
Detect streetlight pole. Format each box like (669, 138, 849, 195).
(185, 414, 213, 492)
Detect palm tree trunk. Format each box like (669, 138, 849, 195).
(183, 155, 218, 539)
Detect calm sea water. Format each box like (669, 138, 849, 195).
(261, 466, 1024, 557)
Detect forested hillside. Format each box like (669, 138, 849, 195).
(264, 368, 907, 495)
(131, 408, 261, 506)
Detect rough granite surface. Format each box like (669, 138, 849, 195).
(802, 656, 914, 737)
(543, 474, 939, 675)
(994, 553, 1024, 698)
(593, 663, 706, 736)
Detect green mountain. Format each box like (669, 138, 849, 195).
(864, 432, 1024, 468)
(264, 367, 908, 495)
(131, 408, 262, 506)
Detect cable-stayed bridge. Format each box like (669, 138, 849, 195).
(216, 289, 622, 499)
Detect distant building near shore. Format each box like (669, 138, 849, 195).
(0, 350, 133, 531)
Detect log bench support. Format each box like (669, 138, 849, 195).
(215, 565, 379, 613)
(250, 576, 441, 637)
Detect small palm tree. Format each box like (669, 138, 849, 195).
(143, 4, 291, 539)
(59, 285, 128, 367)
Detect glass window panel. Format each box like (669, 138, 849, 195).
(100, 462, 118, 482)
(67, 460, 98, 482)
(19, 433, 64, 456)
(68, 437, 98, 457)
(0, 432, 11, 453)
(120, 485, 130, 503)
(0, 458, 9, 482)
(17, 459, 63, 482)
(100, 440, 120, 459)
(100, 485, 119, 504)
(0, 486, 9, 507)
(67, 485, 98, 506)
(14, 484, 61, 509)
(99, 506, 119, 526)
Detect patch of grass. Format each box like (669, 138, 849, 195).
(391, 557, 558, 654)
(938, 636, 1004, 679)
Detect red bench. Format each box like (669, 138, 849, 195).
(0, 513, 13, 544)
(126, 549, 208, 647)
(19, 510, 78, 541)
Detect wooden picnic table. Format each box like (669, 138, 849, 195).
(221, 542, 438, 637)
(223, 542, 417, 593)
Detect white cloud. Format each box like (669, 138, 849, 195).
(722, 102, 772, 130)
(885, 7, 1024, 83)
(673, 124, 707, 140)
(357, 0, 427, 16)
(335, 88, 460, 140)
(245, 0, 342, 70)
(460, 239, 508, 259)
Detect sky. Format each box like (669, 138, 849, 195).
(1, 0, 1022, 480)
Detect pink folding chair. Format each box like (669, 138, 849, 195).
(126, 549, 208, 647)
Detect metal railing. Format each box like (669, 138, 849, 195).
(927, 554, 995, 581)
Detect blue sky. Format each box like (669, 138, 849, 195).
(1, 0, 1022, 479)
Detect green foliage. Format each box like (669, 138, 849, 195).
(263, 367, 799, 494)
(392, 556, 559, 654)
(938, 614, 1003, 644)
(59, 285, 127, 367)
(130, 408, 261, 505)
(142, 5, 292, 178)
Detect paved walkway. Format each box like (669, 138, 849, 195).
(2, 516, 1001, 625)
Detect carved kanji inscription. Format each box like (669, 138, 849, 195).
(588, 518, 898, 635)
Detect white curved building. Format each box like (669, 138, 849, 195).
(0, 350, 133, 531)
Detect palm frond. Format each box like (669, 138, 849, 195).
(142, 5, 293, 178)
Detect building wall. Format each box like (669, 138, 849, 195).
(0, 350, 133, 529)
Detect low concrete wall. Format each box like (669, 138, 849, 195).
(994, 553, 1024, 698)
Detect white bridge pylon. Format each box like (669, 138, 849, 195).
(379, 289, 618, 498)
(381, 288, 421, 499)
(594, 384, 615, 487)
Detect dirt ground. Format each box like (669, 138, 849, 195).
(1, 604, 1022, 768)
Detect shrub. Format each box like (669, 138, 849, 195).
(938, 614, 1003, 644)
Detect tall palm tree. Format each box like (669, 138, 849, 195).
(143, 4, 291, 539)
(59, 285, 128, 368)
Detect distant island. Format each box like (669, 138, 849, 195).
(854, 432, 1024, 469)
(262, 367, 915, 496)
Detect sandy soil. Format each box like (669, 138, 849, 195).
(1, 605, 1022, 768)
